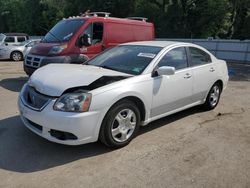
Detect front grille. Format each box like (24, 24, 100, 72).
(25, 55, 43, 68)
(21, 85, 51, 111)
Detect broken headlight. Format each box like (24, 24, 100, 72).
(53, 93, 91, 112)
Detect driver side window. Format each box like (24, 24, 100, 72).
(158, 47, 188, 70)
(83, 22, 103, 45)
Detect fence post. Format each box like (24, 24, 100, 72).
(214, 40, 219, 57)
(244, 41, 250, 63)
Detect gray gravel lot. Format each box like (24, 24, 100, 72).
(0, 61, 250, 188)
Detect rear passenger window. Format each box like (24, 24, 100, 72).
(17, 36, 26, 42)
(158, 47, 188, 70)
(92, 22, 103, 44)
(5, 37, 15, 43)
(189, 47, 211, 66)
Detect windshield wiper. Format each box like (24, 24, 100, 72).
(100, 65, 120, 72)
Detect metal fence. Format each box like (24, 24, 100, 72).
(30, 36, 250, 63)
(157, 38, 250, 63)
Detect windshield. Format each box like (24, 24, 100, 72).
(0, 34, 5, 42)
(87, 45, 163, 75)
(42, 19, 85, 43)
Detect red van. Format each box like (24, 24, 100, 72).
(24, 12, 155, 75)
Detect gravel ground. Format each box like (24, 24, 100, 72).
(0, 61, 249, 188)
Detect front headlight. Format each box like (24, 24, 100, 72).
(49, 44, 67, 55)
(53, 93, 91, 112)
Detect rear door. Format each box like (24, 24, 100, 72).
(187, 47, 217, 102)
(151, 47, 193, 118)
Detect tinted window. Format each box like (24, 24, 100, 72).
(83, 22, 103, 45)
(158, 47, 188, 70)
(189, 47, 211, 66)
(87, 45, 162, 75)
(17, 36, 26, 42)
(92, 22, 103, 44)
(43, 19, 85, 43)
(5, 36, 15, 43)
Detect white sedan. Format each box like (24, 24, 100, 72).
(18, 41, 229, 148)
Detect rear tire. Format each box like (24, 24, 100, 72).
(11, 51, 23, 61)
(203, 82, 222, 110)
(99, 99, 140, 148)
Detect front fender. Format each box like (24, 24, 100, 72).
(90, 81, 153, 139)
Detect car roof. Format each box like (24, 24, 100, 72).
(122, 40, 190, 48)
(3, 33, 29, 37)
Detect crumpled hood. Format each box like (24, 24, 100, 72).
(29, 64, 131, 96)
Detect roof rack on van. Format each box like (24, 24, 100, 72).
(126, 17, 148, 22)
(85, 12, 111, 18)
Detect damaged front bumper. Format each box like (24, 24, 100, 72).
(18, 96, 102, 145)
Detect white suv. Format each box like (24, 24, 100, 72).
(0, 33, 29, 46)
(18, 41, 229, 148)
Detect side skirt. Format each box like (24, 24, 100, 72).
(141, 100, 203, 126)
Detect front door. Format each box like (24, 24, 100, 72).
(151, 47, 193, 118)
(80, 22, 104, 58)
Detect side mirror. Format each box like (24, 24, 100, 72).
(156, 66, 175, 76)
(78, 34, 91, 47)
(5, 43, 8, 46)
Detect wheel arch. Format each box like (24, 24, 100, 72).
(97, 95, 147, 147)
(110, 96, 146, 122)
(215, 79, 223, 90)
(204, 79, 224, 102)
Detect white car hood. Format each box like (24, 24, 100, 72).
(29, 64, 131, 96)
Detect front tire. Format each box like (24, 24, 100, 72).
(99, 100, 141, 148)
(11, 51, 23, 61)
(203, 83, 222, 110)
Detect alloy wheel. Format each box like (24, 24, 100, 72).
(111, 109, 137, 143)
(12, 52, 22, 61)
(209, 85, 220, 107)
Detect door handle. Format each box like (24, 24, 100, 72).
(184, 73, 192, 79)
(210, 67, 215, 72)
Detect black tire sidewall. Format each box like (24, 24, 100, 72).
(100, 100, 141, 148)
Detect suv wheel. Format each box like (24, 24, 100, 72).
(11, 51, 23, 61)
